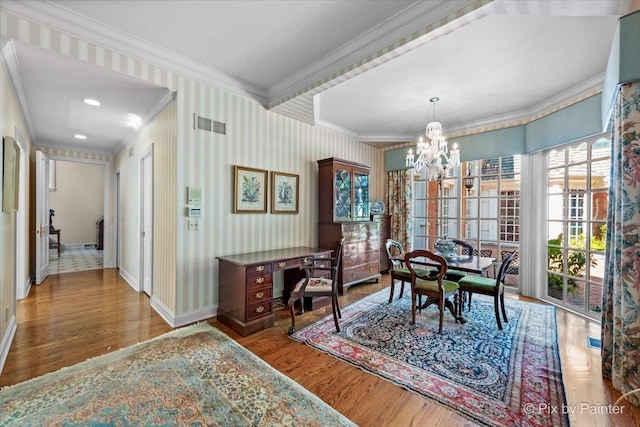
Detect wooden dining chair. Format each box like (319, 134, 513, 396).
(404, 250, 460, 333)
(443, 239, 472, 283)
(457, 250, 517, 330)
(385, 239, 410, 303)
(287, 238, 344, 335)
(386, 239, 438, 303)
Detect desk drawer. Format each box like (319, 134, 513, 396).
(246, 263, 272, 277)
(273, 258, 304, 271)
(246, 274, 273, 290)
(246, 300, 272, 321)
(247, 286, 272, 305)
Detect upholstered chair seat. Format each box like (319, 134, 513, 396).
(288, 238, 344, 335)
(292, 277, 333, 293)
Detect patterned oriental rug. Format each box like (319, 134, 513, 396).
(1, 323, 355, 426)
(291, 289, 569, 427)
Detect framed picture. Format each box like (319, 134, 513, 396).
(233, 165, 268, 213)
(2, 136, 20, 213)
(271, 171, 299, 214)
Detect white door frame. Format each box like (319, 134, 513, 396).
(115, 170, 121, 269)
(14, 127, 29, 299)
(139, 144, 153, 296)
(46, 154, 113, 268)
(35, 151, 50, 285)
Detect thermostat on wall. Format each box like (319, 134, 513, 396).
(186, 207, 202, 217)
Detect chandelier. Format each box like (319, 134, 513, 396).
(405, 97, 460, 180)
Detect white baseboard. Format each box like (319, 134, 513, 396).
(62, 243, 97, 249)
(0, 315, 17, 377)
(173, 305, 217, 328)
(17, 276, 31, 300)
(150, 296, 217, 328)
(119, 268, 139, 292)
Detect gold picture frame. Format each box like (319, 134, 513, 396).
(2, 136, 20, 213)
(271, 171, 299, 214)
(233, 165, 268, 213)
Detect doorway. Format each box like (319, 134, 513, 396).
(40, 155, 112, 276)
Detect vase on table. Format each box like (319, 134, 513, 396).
(434, 236, 457, 260)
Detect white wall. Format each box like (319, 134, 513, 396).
(49, 160, 104, 245)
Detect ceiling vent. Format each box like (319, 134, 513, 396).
(194, 113, 226, 135)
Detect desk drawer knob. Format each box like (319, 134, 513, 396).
(255, 265, 265, 272)
(255, 277, 264, 284)
(256, 306, 264, 313)
(279, 261, 286, 267)
(255, 291, 264, 299)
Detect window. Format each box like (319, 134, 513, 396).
(500, 191, 520, 242)
(411, 155, 521, 288)
(546, 138, 610, 318)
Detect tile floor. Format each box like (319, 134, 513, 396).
(48, 246, 103, 274)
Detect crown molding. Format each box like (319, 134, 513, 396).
(349, 73, 606, 145)
(1, 39, 37, 143)
(118, 90, 175, 153)
(2, 1, 268, 105)
(35, 142, 113, 157)
(267, 0, 481, 105)
(359, 134, 417, 143)
(314, 117, 360, 140)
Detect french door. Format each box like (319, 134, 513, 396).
(545, 137, 610, 317)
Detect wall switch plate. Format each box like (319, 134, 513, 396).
(188, 219, 199, 230)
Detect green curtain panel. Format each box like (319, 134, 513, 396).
(602, 80, 640, 407)
(386, 170, 412, 252)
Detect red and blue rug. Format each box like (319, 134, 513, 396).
(291, 288, 569, 427)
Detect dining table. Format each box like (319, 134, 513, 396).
(391, 253, 496, 325)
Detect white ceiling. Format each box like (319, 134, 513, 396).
(1, 0, 633, 153)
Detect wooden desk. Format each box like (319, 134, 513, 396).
(49, 228, 61, 254)
(217, 247, 332, 336)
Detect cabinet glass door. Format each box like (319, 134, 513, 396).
(353, 171, 369, 220)
(334, 168, 351, 219)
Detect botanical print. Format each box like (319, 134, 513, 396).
(242, 175, 261, 203)
(277, 179, 293, 205)
(602, 81, 640, 407)
(271, 172, 298, 214)
(234, 166, 267, 213)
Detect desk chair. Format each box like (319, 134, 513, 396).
(288, 238, 344, 335)
(457, 251, 516, 330)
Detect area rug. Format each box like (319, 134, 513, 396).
(1, 323, 355, 426)
(291, 288, 569, 427)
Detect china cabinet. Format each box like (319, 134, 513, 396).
(317, 158, 380, 293)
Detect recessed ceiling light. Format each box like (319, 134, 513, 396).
(83, 98, 101, 106)
(74, 134, 87, 140)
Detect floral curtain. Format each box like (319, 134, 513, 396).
(602, 81, 640, 407)
(386, 170, 412, 251)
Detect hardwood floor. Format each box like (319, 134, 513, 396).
(2, 269, 639, 426)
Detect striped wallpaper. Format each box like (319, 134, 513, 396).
(1, 11, 385, 322)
